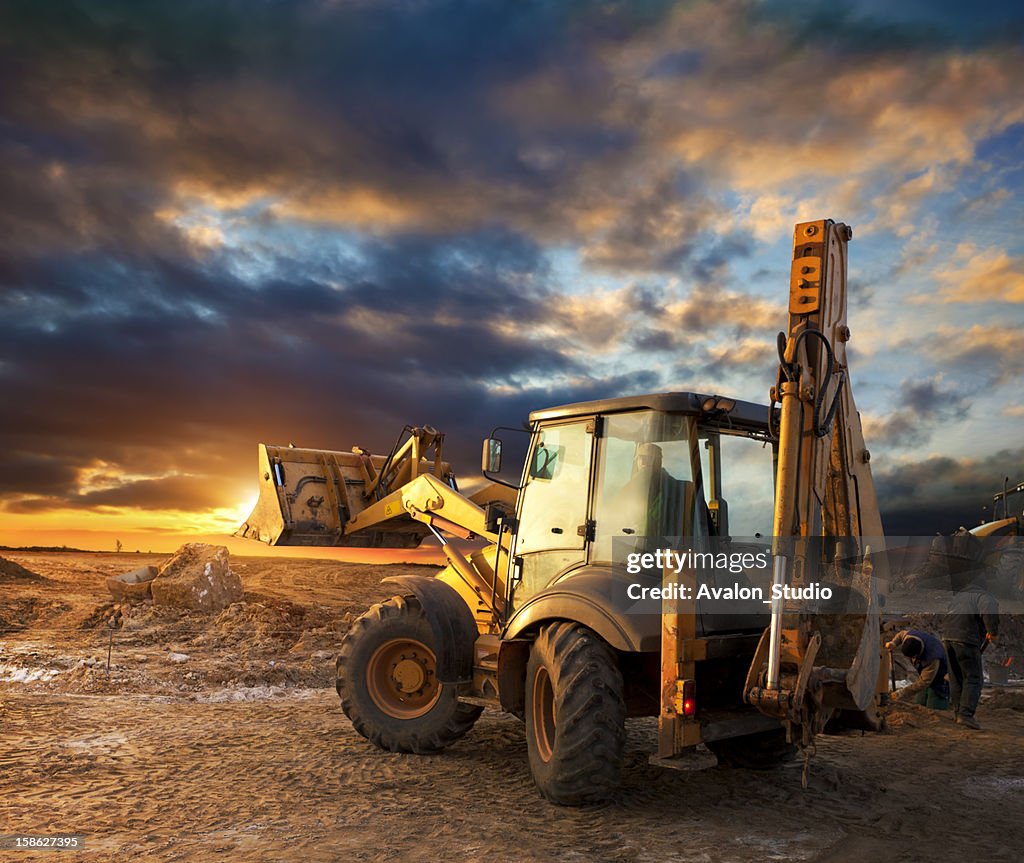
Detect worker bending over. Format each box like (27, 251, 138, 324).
(886, 629, 950, 711)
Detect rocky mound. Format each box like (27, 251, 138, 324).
(0, 555, 46, 583)
(151, 543, 242, 612)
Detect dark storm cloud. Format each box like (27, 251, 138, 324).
(626, 284, 784, 366)
(582, 176, 711, 271)
(749, 0, 1024, 62)
(0, 453, 83, 497)
(0, 0, 674, 241)
(0, 215, 642, 511)
(631, 328, 677, 353)
(0, 0, 686, 519)
(874, 446, 1024, 534)
(696, 340, 776, 380)
(343, 229, 553, 325)
(5, 474, 228, 514)
(919, 326, 1024, 387)
(866, 377, 971, 448)
(1, 0, 1019, 523)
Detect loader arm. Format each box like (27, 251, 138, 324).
(236, 424, 517, 546)
(236, 425, 455, 547)
(362, 471, 510, 619)
(237, 425, 515, 623)
(745, 219, 888, 744)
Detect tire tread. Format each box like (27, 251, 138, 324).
(526, 622, 626, 804)
(336, 596, 482, 754)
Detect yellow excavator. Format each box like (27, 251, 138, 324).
(919, 479, 1024, 598)
(237, 218, 889, 803)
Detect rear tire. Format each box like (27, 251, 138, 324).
(525, 622, 625, 804)
(336, 595, 482, 753)
(707, 728, 796, 769)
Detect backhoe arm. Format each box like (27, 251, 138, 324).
(745, 219, 888, 742)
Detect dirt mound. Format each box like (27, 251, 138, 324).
(1, 596, 71, 633)
(73, 590, 348, 689)
(884, 701, 949, 731)
(196, 595, 343, 652)
(151, 543, 243, 611)
(0, 555, 46, 583)
(984, 687, 1024, 711)
(80, 593, 341, 646)
(80, 602, 135, 631)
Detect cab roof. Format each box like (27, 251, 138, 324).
(529, 391, 770, 433)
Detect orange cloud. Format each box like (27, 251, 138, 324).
(935, 245, 1024, 303)
(922, 324, 1024, 385)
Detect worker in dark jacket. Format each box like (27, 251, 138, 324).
(886, 629, 949, 710)
(942, 580, 999, 729)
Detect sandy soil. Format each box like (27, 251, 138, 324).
(1, 551, 1022, 863)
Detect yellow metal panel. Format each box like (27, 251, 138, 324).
(789, 255, 822, 314)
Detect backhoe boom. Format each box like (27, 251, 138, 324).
(745, 219, 888, 743)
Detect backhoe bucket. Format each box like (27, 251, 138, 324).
(812, 548, 885, 713)
(745, 542, 888, 733)
(235, 443, 448, 548)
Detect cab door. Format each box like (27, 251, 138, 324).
(511, 419, 595, 608)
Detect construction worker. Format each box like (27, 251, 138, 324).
(619, 443, 673, 537)
(942, 577, 1000, 730)
(886, 629, 949, 710)
(623, 443, 668, 496)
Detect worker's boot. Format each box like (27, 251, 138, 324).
(958, 714, 981, 730)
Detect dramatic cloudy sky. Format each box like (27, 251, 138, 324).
(1, 0, 1022, 550)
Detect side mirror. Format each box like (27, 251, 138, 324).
(482, 438, 502, 473)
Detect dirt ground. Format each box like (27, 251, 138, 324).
(2, 551, 1022, 863)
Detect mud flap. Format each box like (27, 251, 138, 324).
(380, 575, 478, 685)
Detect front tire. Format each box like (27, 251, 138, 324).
(337, 595, 482, 753)
(525, 622, 625, 804)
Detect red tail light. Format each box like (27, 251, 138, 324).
(682, 679, 696, 718)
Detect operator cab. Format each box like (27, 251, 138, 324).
(485, 392, 777, 636)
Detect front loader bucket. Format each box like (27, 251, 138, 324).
(235, 443, 444, 548)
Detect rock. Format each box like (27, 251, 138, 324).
(106, 565, 159, 602)
(151, 543, 242, 612)
(166, 652, 190, 663)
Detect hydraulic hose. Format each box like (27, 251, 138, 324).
(775, 328, 846, 438)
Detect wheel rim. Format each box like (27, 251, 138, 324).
(366, 638, 441, 719)
(531, 666, 557, 762)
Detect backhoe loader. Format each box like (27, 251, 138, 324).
(920, 479, 1024, 599)
(237, 218, 889, 803)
